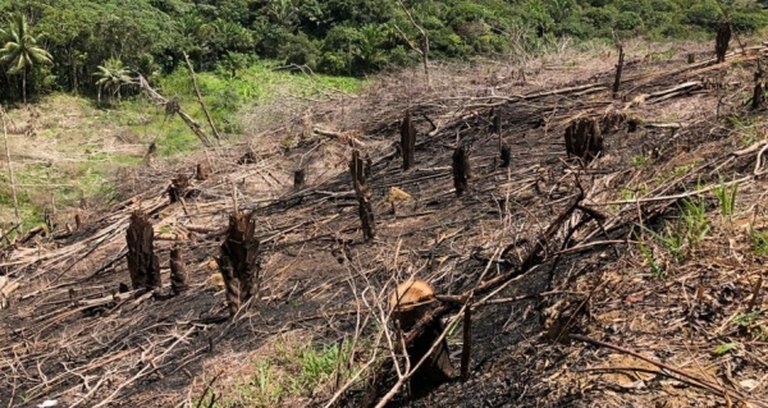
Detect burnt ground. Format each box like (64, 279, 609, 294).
(1, 40, 768, 408)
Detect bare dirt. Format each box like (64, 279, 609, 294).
(1, 39, 768, 408)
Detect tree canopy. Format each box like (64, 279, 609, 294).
(0, 0, 766, 103)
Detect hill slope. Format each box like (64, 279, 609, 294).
(1, 40, 768, 408)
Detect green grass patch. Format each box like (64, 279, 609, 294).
(751, 229, 768, 256)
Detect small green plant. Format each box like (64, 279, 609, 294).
(631, 155, 651, 167)
(712, 178, 738, 220)
(734, 310, 765, 339)
(634, 229, 664, 278)
(713, 342, 738, 356)
(296, 342, 347, 389)
(751, 229, 768, 256)
(679, 198, 709, 246)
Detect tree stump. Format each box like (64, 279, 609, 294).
(564, 117, 603, 162)
(500, 144, 511, 168)
(126, 211, 161, 290)
(715, 20, 731, 64)
(400, 111, 416, 170)
(452, 145, 470, 196)
(390, 280, 454, 397)
(612, 45, 625, 98)
(168, 174, 190, 203)
(195, 163, 209, 181)
(170, 245, 188, 295)
(752, 68, 765, 110)
(218, 211, 260, 316)
(350, 150, 375, 241)
(294, 168, 306, 189)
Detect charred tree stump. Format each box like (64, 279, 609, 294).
(195, 163, 209, 181)
(400, 111, 416, 170)
(293, 168, 306, 189)
(752, 64, 765, 110)
(500, 143, 511, 168)
(452, 145, 470, 196)
(490, 107, 502, 135)
(564, 117, 603, 162)
(170, 245, 188, 295)
(612, 45, 625, 97)
(219, 211, 260, 316)
(168, 174, 190, 203)
(687, 53, 696, 64)
(390, 280, 454, 398)
(715, 20, 731, 64)
(126, 211, 161, 290)
(350, 151, 375, 241)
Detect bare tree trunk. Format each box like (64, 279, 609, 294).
(0, 107, 20, 226)
(350, 150, 375, 241)
(715, 20, 731, 63)
(136, 74, 214, 148)
(22, 70, 27, 105)
(396, 0, 430, 88)
(219, 210, 260, 316)
(183, 52, 223, 141)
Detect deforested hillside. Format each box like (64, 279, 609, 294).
(1, 37, 768, 408)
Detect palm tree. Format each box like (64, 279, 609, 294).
(94, 58, 132, 103)
(0, 14, 53, 104)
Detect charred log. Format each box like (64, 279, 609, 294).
(126, 211, 161, 290)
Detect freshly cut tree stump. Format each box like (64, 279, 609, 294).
(218, 210, 260, 315)
(390, 280, 454, 397)
(716, 20, 731, 63)
(452, 145, 470, 196)
(170, 245, 188, 295)
(126, 211, 161, 290)
(564, 117, 603, 162)
(350, 150, 375, 241)
(400, 111, 416, 170)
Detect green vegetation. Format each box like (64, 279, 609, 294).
(751, 229, 768, 256)
(0, 0, 767, 103)
(712, 178, 738, 220)
(636, 197, 710, 274)
(211, 339, 356, 407)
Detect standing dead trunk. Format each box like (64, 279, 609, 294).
(715, 20, 732, 63)
(294, 168, 306, 189)
(452, 145, 470, 196)
(500, 144, 511, 168)
(612, 45, 625, 97)
(126, 211, 161, 290)
(170, 245, 188, 295)
(400, 111, 416, 170)
(218, 210, 260, 316)
(350, 150, 375, 241)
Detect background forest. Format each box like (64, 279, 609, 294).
(1, 0, 768, 104)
